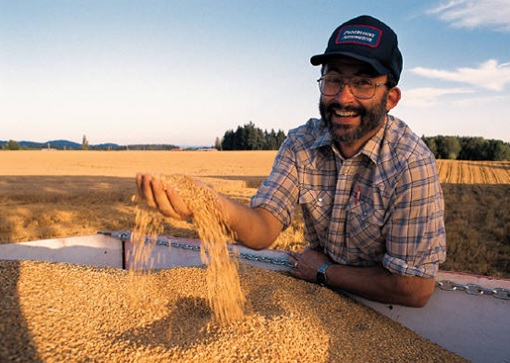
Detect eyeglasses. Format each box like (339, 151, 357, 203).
(317, 75, 387, 99)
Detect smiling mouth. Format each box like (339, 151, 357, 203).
(327, 103, 362, 119)
(333, 110, 359, 118)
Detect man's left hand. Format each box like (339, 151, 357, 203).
(288, 247, 331, 283)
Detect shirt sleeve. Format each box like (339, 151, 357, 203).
(250, 139, 299, 229)
(382, 155, 447, 278)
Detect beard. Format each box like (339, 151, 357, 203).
(319, 97, 388, 144)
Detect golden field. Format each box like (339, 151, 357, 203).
(1, 150, 509, 277)
(438, 159, 510, 184)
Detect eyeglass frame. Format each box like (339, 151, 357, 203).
(317, 74, 389, 100)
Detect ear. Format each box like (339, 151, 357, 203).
(386, 87, 401, 112)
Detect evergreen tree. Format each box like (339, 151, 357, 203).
(489, 140, 510, 161)
(220, 122, 286, 151)
(221, 130, 235, 150)
(81, 135, 89, 150)
(4, 140, 20, 150)
(422, 135, 510, 161)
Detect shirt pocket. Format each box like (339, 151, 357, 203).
(298, 188, 335, 236)
(345, 190, 385, 259)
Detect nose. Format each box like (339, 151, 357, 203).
(334, 83, 356, 103)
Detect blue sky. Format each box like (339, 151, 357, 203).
(1, 0, 510, 146)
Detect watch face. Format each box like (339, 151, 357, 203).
(317, 271, 326, 285)
(316, 262, 332, 286)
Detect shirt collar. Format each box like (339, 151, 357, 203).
(311, 119, 334, 149)
(358, 116, 387, 164)
(312, 117, 388, 164)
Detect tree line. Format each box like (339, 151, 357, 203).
(422, 136, 510, 161)
(217, 122, 510, 161)
(217, 121, 287, 151)
(0, 139, 182, 151)
(4, 128, 510, 160)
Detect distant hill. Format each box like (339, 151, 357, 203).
(21, 140, 82, 150)
(0, 139, 110, 150)
(0, 139, 203, 151)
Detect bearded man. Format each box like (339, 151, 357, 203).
(137, 15, 446, 307)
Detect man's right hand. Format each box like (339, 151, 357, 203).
(135, 173, 193, 221)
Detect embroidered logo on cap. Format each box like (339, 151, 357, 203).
(335, 24, 382, 48)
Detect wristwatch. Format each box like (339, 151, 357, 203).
(316, 261, 333, 286)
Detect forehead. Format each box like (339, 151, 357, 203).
(323, 57, 378, 76)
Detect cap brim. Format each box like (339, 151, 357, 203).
(310, 52, 388, 75)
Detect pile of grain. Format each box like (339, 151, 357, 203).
(0, 260, 467, 362)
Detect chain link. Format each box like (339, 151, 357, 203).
(101, 231, 510, 300)
(436, 280, 510, 300)
(237, 252, 295, 269)
(153, 235, 295, 268)
(109, 231, 295, 268)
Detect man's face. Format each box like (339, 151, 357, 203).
(319, 59, 389, 144)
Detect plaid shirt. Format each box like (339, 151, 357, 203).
(251, 116, 446, 278)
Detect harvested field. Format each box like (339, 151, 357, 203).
(0, 151, 509, 276)
(437, 160, 510, 184)
(441, 183, 510, 276)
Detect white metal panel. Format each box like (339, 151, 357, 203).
(123, 238, 291, 271)
(347, 272, 510, 363)
(0, 234, 123, 268)
(124, 238, 203, 270)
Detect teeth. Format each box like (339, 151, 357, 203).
(334, 110, 357, 117)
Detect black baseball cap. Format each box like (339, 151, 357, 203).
(310, 15, 403, 83)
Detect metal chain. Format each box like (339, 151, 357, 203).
(108, 231, 295, 268)
(152, 234, 295, 268)
(436, 280, 510, 300)
(236, 252, 295, 269)
(101, 231, 510, 300)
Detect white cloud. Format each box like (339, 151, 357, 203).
(401, 87, 474, 107)
(428, 0, 510, 31)
(410, 59, 510, 91)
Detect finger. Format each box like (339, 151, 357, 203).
(150, 179, 191, 220)
(149, 178, 178, 218)
(289, 261, 302, 277)
(137, 174, 158, 208)
(159, 192, 182, 219)
(288, 251, 301, 261)
(135, 173, 150, 203)
(287, 252, 300, 271)
(164, 185, 193, 219)
(135, 173, 145, 195)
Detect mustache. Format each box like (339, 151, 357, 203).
(325, 102, 364, 115)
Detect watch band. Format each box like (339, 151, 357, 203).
(316, 261, 333, 286)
